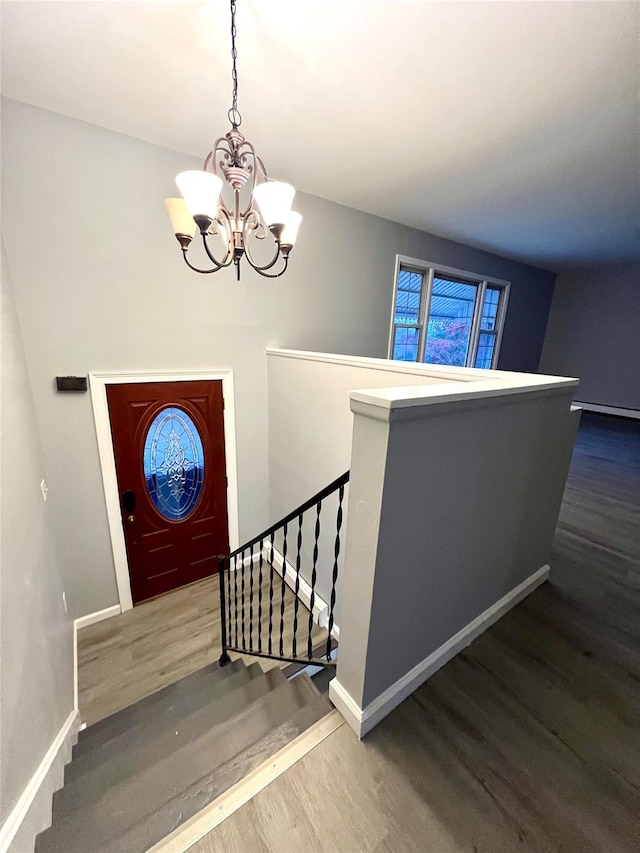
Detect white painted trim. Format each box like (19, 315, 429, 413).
(387, 253, 403, 360)
(74, 604, 121, 631)
(149, 710, 343, 853)
(262, 544, 329, 628)
(268, 347, 477, 381)
(330, 564, 550, 738)
(266, 348, 578, 393)
(88, 369, 240, 613)
(574, 401, 640, 420)
(395, 255, 511, 289)
(349, 380, 577, 423)
(327, 679, 364, 737)
(73, 620, 78, 714)
(466, 278, 486, 367)
(387, 256, 511, 368)
(0, 710, 79, 853)
(492, 281, 511, 368)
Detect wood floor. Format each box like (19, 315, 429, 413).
(189, 412, 640, 853)
(78, 575, 328, 726)
(78, 413, 639, 851)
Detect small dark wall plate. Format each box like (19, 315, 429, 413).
(56, 376, 88, 392)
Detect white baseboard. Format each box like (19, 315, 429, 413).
(330, 564, 550, 738)
(262, 543, 329, 628)
(574, 401, 640, 420)
(2, 604, 121, 852)
(74, 603, 121, 631)
(0, 710, 80, 853)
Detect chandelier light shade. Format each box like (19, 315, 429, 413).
(165, 0, 301, 279)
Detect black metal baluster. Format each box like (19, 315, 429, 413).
(292, 513, 303, 658)
(249, 543, 254, 650)
(308, 500, 322, 660)
(268, 532, 275, 655)
(258, 538, 264, 652)
(241, 548, 246, 648)
(233, 553, 239, 647)
(279, 523, 288, 657)
(216, 471, 348, 668)
(326, 485, 344, 661)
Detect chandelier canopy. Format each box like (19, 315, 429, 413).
(164, 0, 301, 280)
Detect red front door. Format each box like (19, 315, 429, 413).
(106, 380, 229, 604)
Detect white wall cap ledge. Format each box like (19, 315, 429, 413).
(267, 348, 486, 382)
(265, 347, 578, 419)
(350, 375, 578, 417)
(266, 348, 577, 387)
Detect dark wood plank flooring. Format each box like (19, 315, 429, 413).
(193, 412, 640, 853)
(78, 575, 328, 725)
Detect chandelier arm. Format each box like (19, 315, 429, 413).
(201, 208, 235, 268)
(181, 251, 222, 275)
(242, 235, 283, 272)
(245, 254, 290, 279)
(256, 155, 268, 180)
(198, 233, 228, 269)
(242, 214, 284, 272)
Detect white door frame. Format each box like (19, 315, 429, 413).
(89, 369, 240, 613)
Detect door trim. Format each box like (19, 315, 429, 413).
(89, 369, 240, 612)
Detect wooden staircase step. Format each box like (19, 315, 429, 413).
(73, 658, 246, 758)
(53, 667, 286, 818)
(108, 691, 334, 853)
(35, 674, 322, 853)
(65, 662, 264, 785)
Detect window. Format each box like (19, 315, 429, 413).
(143, 407, 205, 520)
(390, 257, 510, 369)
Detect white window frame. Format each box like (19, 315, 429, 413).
(388, 255, 511, 369)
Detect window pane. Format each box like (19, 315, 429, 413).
(480, 285, 501, 331)
(394, 270, 423, 324)
(424, 277, 478, 366)
(393, 326, 420, 361)
(475, 332, 496, 369)
(143, 406, 205, 520)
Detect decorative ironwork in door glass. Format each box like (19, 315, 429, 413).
(143, 407, 205, 520)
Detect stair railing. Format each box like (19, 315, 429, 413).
(218, 471, 349, 669)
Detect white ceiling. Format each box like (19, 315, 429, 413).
(1, 0, 638, 269)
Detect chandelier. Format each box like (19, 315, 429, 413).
(164, 0, 301, 280)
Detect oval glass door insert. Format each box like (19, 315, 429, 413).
(143, 407, 205, 520)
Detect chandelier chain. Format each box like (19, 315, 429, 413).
(228, 0, 242, 128)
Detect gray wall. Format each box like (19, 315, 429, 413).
(267, 352, 464, 611)
(268, 354, 455, 513)
(336, 386, 579, 715)
(1, 98, 557, 618)
(540, 261, 640, 410)
(1, 242, 74, 842)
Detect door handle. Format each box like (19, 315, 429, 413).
(122, 490, 136, 524)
